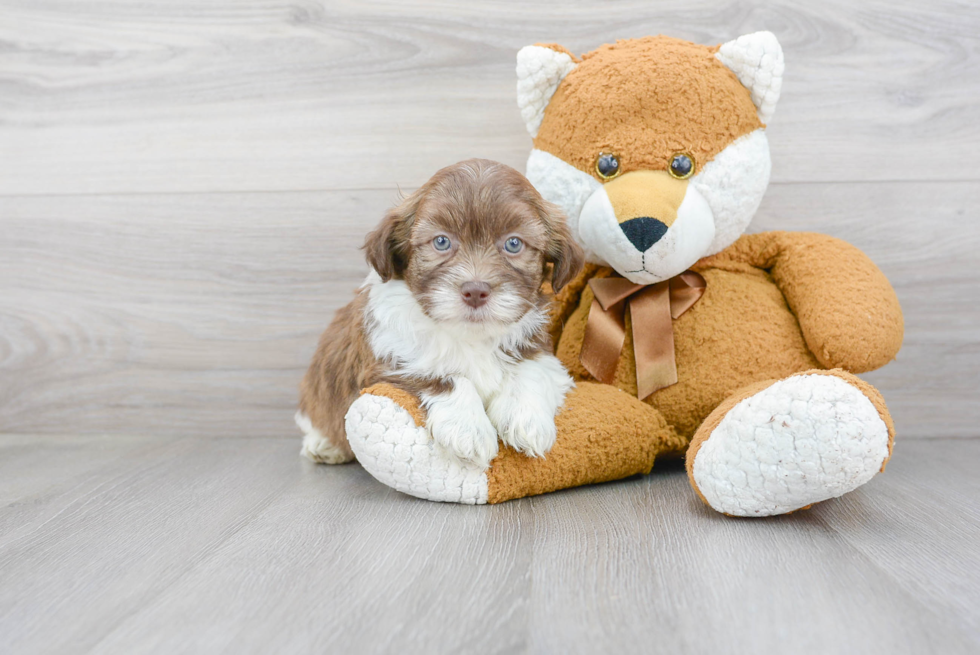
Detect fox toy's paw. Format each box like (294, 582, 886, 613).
(688, 371, 893, 517)
(344, 385, 490, 504)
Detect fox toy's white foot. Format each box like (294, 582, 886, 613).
(689, 373, 891, 517)
(344, 393, 490, 504)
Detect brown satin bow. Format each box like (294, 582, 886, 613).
(580, 271, 706, 400)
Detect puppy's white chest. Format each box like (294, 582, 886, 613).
(449, 343, 512, 400)
(391, 326, 512, 401)
(364, 277, 522, 400)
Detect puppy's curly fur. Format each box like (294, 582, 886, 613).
(298, 159, 584, 467)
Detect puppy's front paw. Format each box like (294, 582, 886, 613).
(423, 379, 499, 469)
(487, 356, 571, 458)
(427, 411, 499, 470)
(487, 395, 557, 459)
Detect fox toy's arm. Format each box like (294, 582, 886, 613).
(722, 231, 904, 373)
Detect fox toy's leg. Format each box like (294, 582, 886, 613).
(344, 381, 680, 504)
(344, 384, 489, 504)
(686, 369, 895, 517)
(485, 382, 681, 503)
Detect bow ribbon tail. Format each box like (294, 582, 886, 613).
(579, 271, 705, 400)
(630, 282, 677, 399)
(669, 271, 707, 318)
(580, 295, 628, 384)
(580, 277, 646, 385)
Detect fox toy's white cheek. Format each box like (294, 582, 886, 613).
(694, 129, 772, 256)
(576, 190, 618, 268)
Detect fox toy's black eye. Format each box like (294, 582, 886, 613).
(668, 153, 695, 180)
(595, 153, 620, 180)
(503, 237, 524, 254)
(433, 235, 452, 251)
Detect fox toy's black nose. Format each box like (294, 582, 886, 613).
(619, 217, 668, 252)
(461, 281, 491, 308)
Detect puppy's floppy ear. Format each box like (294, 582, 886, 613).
(539, 200, 584, 292)
(363, 189, 423, 282)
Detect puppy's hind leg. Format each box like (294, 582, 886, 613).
(296, 410, 355, 464)
(297, 291, 372, 465)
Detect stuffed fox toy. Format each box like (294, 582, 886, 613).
(341, 32, 904, 516)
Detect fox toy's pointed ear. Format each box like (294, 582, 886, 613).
(716, 31, 784, 124)
(516, 44, 578, 138)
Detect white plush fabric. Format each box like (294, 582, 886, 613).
(692, 374, 890, 517)
(346, 393, 489, 504)
(516, 46, 577, 137)
(695, 129, 772, 256)
(715, 31, 784, 124)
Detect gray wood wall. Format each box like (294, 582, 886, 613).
(1, 0, 978, 439)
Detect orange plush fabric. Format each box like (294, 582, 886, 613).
(486, 382, 677, 503)
(548, 232, 902, 449)
(714, 232, 905, 372)
(534, 36, 763, 179)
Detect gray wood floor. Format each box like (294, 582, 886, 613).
(1, 0, 979, 439)
(1, 436, 978, 654)
(3, 1, 980, 653)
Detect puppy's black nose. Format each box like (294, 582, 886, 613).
(461, 281, 491, 308)
(619, 217, 668, 252)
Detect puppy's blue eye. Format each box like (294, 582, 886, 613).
(433, 235, 451, 251)
(504, 237, 524, 254)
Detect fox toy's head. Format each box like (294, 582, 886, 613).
(517, 33, 783, 284)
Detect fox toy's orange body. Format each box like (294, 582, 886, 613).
(339, 34, 904, 516)
(553, 233, 903, 452)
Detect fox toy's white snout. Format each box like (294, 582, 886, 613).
(577, 182, 715, 285)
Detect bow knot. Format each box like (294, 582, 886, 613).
(580, 271, 706, 399)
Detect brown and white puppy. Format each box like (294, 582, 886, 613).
(297, 159, 585, 468)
